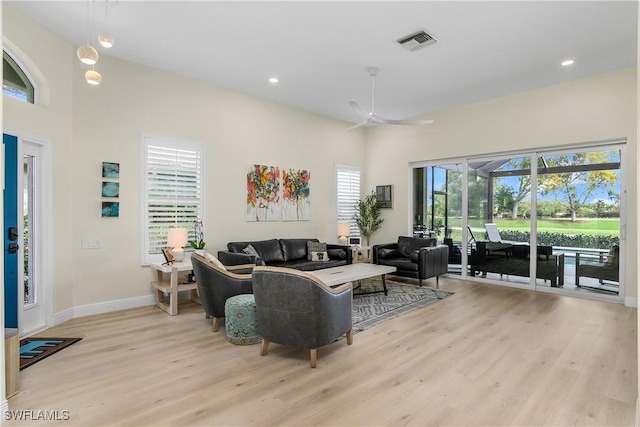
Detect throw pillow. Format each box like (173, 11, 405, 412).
(242, 244, 261, 258)
(311, 251, 329, 262)
(204, 253, 227, 271)
(307, 241, 327, 260)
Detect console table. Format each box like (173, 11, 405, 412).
(150, 259, 201, 315)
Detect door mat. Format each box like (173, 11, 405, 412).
(19, 337, 82, 370)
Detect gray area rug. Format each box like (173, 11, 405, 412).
(351, 279, 453, 334)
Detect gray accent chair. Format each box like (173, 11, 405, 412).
(251, 266, 353, 368)
(190, 253, 254, 332)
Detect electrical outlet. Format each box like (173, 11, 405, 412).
(82, 239, 103, 249)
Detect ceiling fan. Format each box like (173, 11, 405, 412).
(348, 67, 434, 130)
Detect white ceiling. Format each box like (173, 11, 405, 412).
(7, 1, 638, 125)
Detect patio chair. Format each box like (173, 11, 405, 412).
(575, 245, 619, 293)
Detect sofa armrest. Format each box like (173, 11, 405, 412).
(372, 243, 399, 264)
(217, 250, 257, 266)
(326, 244, 353, 264)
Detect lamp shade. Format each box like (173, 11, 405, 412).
(77, 45, 99, 65)
(337, 223, 350, 238)
(167, 228, 188, 251)
(98, 33, 114, 48)
(85, 70, 102, 85)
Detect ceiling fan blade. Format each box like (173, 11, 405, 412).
(378, 118, 434, 126)
(349, 100, 370, 118)
(345, 120, 370, 130)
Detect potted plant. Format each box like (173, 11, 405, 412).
(189, 220, 206, 255)
(354, 191, 384, 247)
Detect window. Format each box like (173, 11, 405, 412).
(336, 165, 361, 239)
(3, 51, 34, 103)
(141, 136, 204, 264)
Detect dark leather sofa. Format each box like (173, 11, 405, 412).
(372, 236, 449, 286)
(217, 238, 352, 271)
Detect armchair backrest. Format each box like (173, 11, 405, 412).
(191, 253, 253, 318)
(252, 266, 352, 349)
(606, 245, 620, 266)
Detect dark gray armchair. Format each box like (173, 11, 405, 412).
(190, 253, 254, 332)
(251, 266, 353, 368)
(373, 236, 449, 287)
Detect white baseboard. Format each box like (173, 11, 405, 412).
(54, 295, 156, 325)
(625, 296, 637, 308)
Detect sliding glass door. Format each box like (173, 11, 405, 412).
(534, 149, 621, 296)
(412, 142, 624, 302)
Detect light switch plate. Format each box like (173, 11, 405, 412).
(82, 239, 103, 249)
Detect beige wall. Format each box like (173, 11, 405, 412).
(3, 5, 75, 314)
(3, 5, 366, 312)
(364, 68, 637, 300)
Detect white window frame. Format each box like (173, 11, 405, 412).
(140, 135, 205, 265)
(336, 165, 361, 240)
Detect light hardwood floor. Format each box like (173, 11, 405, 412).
(5, 277, 637, 426)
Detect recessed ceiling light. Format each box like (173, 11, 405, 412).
(269, 77, 279, 84)
(561, 59, 575, 67)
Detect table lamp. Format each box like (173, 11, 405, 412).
(167, 227, 188, 262)
(337, 223, 350, 245)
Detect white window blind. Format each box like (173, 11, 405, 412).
(336, 165, 361, 238)
(142, 136, 204, 264)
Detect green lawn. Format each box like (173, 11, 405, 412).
(494, 218, 619, 235)
(443, 217, 619, 241)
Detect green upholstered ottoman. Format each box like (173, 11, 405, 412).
(224, 294, 261, 345)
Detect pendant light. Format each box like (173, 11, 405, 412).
(98, 0, 114, 48)
(85, 68, 102, 85)
(77, 0, 99, 65)
(77, 45, 99, 65)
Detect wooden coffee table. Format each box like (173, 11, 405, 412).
(311, 263, 396, 296)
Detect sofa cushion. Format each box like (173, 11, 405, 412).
(227, 239, 284, 264)
(397, 236, 437, 257)
(306, 241, 327, 260)
(281, 238, 318, 262)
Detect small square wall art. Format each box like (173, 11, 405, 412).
(102, 162, 120, 179)
(101, 181, 120, 198)
(101, 201, 119, 218)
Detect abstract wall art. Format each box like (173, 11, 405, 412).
(282, 168, 310, 221)
(246, 164, 280, 221)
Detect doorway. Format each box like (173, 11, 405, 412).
(3, 133, 52, 336)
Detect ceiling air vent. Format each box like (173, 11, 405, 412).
(397, 29, 437, 52)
